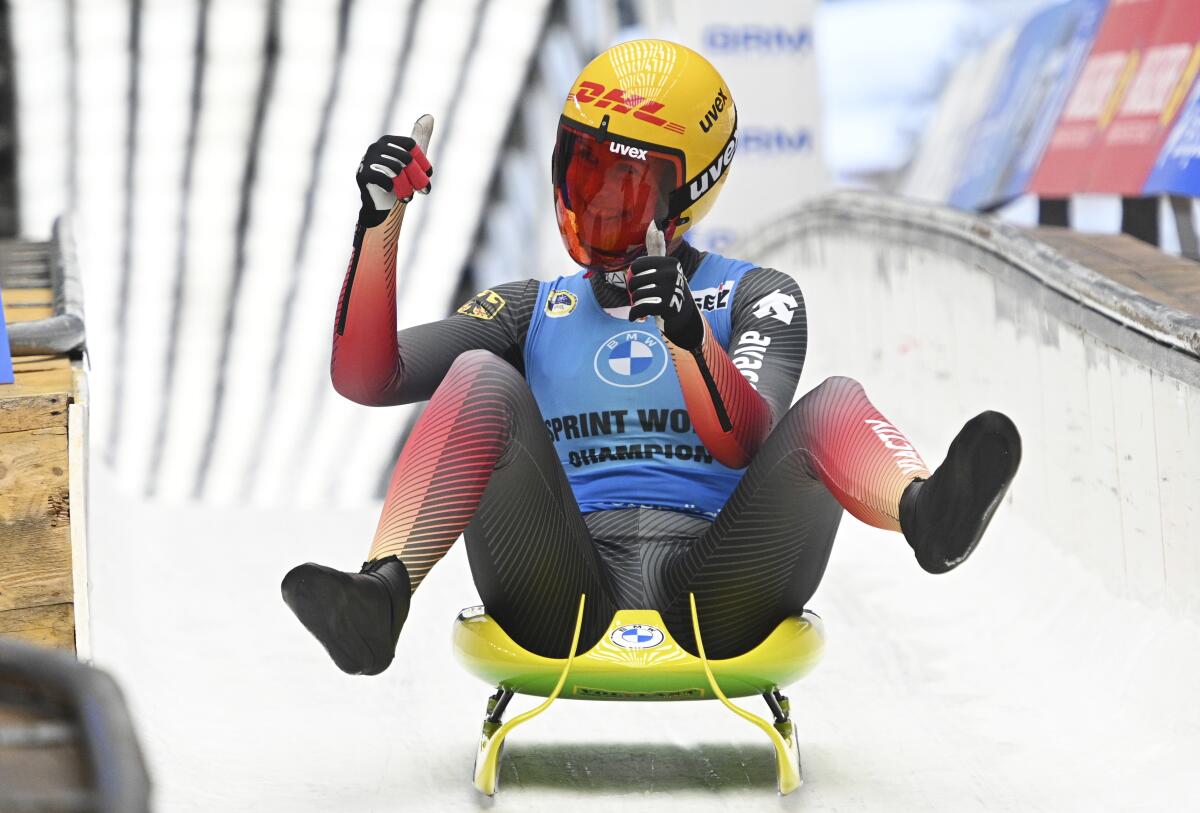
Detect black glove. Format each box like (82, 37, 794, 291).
(356, 135, 433, 228)
(628, 254, 703, 350)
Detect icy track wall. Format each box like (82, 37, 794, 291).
(739, 190, 1200, 610)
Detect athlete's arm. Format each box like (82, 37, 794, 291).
(331, 210, 537, 405)
(629, 251, 804, 468)
(721, 267, 808, 422)
(658, 266, 807, 468)
(330, 134, 538, 406)
(659, 319, 767, 467)
(384, 280, 539, 404)
(674, 267, 807, 467)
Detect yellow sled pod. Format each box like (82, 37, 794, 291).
(452, 593, 824, 796)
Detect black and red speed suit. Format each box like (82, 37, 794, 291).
(331, 204, 938, 659)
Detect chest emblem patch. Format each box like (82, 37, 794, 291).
(546, 289, 578, 318)
(594, 330, 670, 388)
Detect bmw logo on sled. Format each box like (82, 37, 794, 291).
(610, 623, 665, 649)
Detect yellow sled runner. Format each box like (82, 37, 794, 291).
(452, 593, 825, 796)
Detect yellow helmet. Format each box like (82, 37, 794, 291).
(552, 39, 737, 273)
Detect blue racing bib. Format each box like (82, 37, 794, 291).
(523, 252, 756, 517)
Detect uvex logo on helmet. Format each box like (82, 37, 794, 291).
(688, 135, 737, 202)
(609, 142, 648, 161)
(569, 82, 688, 134)
(699, 87, 730, 133)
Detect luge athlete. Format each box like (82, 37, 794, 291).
(282, 40, 1021, 672)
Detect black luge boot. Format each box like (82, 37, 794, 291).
(281, 556, 411, 675)
(899, 411, 1022, 574)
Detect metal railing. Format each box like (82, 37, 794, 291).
(2, 215, 86, 356)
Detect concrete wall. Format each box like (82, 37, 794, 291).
(739, 191, 1200, 611)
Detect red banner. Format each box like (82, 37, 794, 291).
(1029, 0, 1165, 196)
(1086, 0, 1200, 192)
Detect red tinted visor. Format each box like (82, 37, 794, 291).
(552, 118, 683, 272)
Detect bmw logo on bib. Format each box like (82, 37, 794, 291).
(594, 330, 670, 388)
(610, 623, 666, 649)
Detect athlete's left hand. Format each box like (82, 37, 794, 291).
(628, 222, 703, 350)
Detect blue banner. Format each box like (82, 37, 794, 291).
(1144, 76, 1200, 195)
(1001, 0, 1107, 202)
(0, 288, 13, 384)
(950, 0, 1108, 210)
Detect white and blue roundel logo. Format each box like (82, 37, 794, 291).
(610, 624, 665, 649)
(594, 330, 669, 388)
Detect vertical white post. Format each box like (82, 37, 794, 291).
(70, 364, 92, 662)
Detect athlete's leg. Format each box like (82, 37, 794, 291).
(283, 350, 614, 672)
(458, 366, 618, 658)
(657, 377, 854, 658)
(661, 376, 1019, 657)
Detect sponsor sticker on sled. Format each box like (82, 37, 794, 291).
(574, 686, 704, 699)
(610, 623, 665, 649)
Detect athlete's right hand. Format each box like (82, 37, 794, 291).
(356, 135, 433, 228)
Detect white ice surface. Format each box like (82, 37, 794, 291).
(89, 464, 1200, 812)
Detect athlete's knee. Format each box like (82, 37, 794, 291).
(447, 349, 519, 385)
(756, 377, 872, 465)
(809, 375, 865, 398)
(447, 347, 505, 374)
(783, 376, 867, 419)
(443, 349, 533, 409)
(775, 376, 861, 423)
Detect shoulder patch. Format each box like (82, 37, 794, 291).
(545, 289, 578, 318)
(751, 289, 798, 325)
(457, 289, 506, 320)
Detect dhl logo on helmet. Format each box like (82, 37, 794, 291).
(568, 82, 687, 134)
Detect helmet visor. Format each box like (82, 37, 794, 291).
(553, 119, 683, 271)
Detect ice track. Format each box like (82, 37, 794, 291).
(89, 470, 1199, 812)
(87, 193, 1200, 810)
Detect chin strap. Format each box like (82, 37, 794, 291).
(581, 266, 627, 284)
(577, 220, 681, 280)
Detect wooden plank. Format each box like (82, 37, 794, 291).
(2, 286, 54, 323)
(5, 368, 73, 396)
(10, 355, 72, 379)
(1029, 227, 1200, 318)
(4, 304, 54, 321)
(11, 357, 62, 369)
(1, 288, 53, 308)
(0, 353, 71, 432)
(0, 392, 68, 434)
(0, 603, 74, 649)
(8, 369, 72, 390)
(0, 426, 72, 612)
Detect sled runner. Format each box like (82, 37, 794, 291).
(452, 593, 824, 795)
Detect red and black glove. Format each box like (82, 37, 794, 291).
(355, 135, 433, 227)
(628, 254, 703, 350)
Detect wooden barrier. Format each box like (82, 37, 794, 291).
(0, 281, 85, 653)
